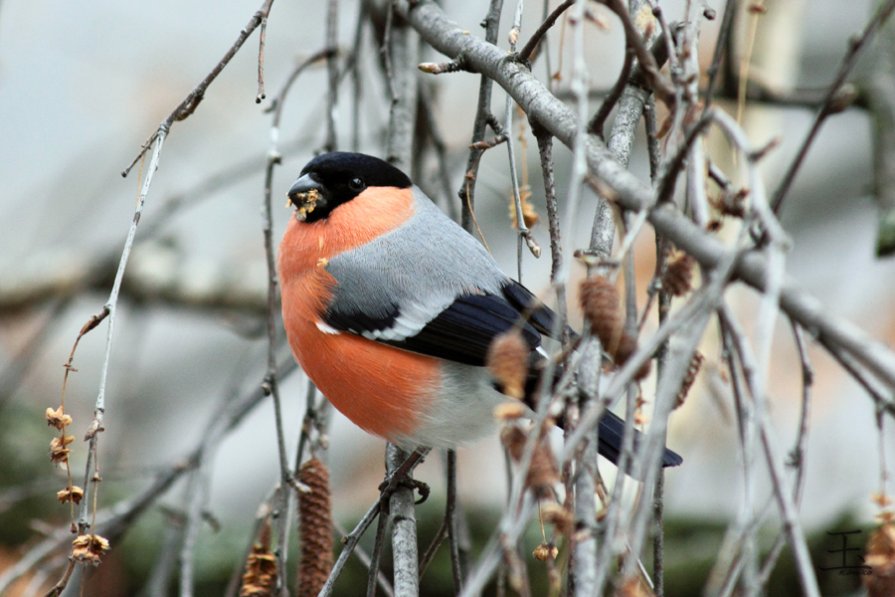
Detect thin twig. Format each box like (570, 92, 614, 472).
(418, 516, 449, 580)
(703, 0, 738, 109)
(266, 49, 338, 117)
(588, 47, 635, 138)
(756, 319, 815, 584)
(122, 0, 277, 177)
(457, 0, 504, 232)
(771, 0, 895, 213)
(261, 118, 293, 597)
(445, 449, 465, 591)
(324, 0, 340, 151)
(602, 0, 676, 105)
(60, 131, 167, 595)
(718, 306, 822, 597)
(654, 110, 713, 205)
(366, 498, 391, 597)
(255, 3, 271, 102)
(319, 502, 380, 597)
(503, 3, 541, 268)
(349, 3, 367, 151)
(532, 123, 562, 282)
(518, 0, 574, 63)
(418, 80, 460, 219)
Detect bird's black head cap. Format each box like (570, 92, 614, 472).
(287, 152, 412, 222)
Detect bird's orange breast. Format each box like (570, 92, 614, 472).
(278, 187, 439, 442)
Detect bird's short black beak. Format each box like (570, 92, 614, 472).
(287, 173, 326, 220)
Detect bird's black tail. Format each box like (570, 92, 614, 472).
(519, 361, 683, 472)
(596, 407, 683, 469)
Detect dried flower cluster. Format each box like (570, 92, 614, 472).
(297, 458, 333, 597)
(46, 405, 74, 465)
(240, 523, 277, 597)
(71, 533, 110, 566)
(532, 542, 558, 562)
(45, 406, 72, 430)
(49, 434, 75, 465)
(56, 486, 84, 505)
(865, 520, 895, 596)
(45, 405, 84, 507)
(487, 330, 530, 399)
(579, 276, 650, 380)
(509, 184, 540, 229)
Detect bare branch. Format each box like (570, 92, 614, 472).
(122, 0, 277, 177)
(455, 0, 504, 232)
(517, 0, 574, 63)
(393, 0, 895, 389)
(771, 0, 895, 213)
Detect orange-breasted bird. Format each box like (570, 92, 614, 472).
(278, 152, 681, 468)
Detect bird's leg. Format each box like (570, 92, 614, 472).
(377, 447, 431, 505)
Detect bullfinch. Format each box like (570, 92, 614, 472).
(278, 151, 681, 469)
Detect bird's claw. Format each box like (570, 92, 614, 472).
(378, 475, 430, 505)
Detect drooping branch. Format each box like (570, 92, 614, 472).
(770, 0, 895, 213)
(122, 0, 278, 177)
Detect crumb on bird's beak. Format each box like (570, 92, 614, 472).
(288, 188, 320, 221)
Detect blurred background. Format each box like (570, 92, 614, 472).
(1, 0, 894, 594)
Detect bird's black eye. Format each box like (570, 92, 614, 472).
(348, 177, 365, 192)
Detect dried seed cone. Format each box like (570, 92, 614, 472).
(579, 276, 623, 355)
(528, 440, 560, 498)
(675, 351, 704, 409)
(297, 458, 333, 597)
(865, 522, 895, 597)
(615, 333, 651, 381)
(500, 426, 559, 498)
(663, 251, 695, 296)
(487, 330, 530, 399)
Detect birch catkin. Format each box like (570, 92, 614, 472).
(297, 458, 333, 597)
